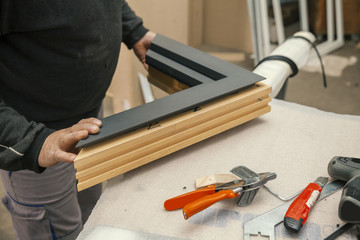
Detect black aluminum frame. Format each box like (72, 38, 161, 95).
(77, 34, 264, 148)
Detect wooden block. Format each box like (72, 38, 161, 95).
(195, 174, 241, 189)
(147, 67, 189, 94)
(75, 83, 270, 171)
(75, 83, 271, 191)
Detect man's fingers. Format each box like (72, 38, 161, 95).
(54, 150, 77, 163)
(143, 62, 149, 71)
(133, 31, 156, 70)
(60, 130, 89, 149)
(71, 122, 101, 134)
(76, 118, 102, 133)
(78, 117, 102, 126)
(38, 117, 103, 168)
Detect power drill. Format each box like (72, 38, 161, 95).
(328, 156, 360, 223)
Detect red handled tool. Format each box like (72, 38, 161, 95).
(164, 185, 214, 211)
(164, 184, 241, 211)
(164, 172, 276, 219)
(284, 176, 328, 232)
(182, 186, 243, 219)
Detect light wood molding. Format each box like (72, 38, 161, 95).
(75, 83, 271, 191)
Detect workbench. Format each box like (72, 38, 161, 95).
(77, 99, 360, 240)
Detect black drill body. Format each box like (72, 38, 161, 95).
(328, 156, 360, 223)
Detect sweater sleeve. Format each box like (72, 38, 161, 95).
(0, 100, 54, 173)
(121, 0, 149, 49)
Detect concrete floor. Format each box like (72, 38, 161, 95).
(0, 39, 359, 240)
(285, 40, 360, 116)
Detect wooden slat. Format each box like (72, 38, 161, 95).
(75, 82, 272, 191)
(75, 83, 270, 170)
(76, 97, 270, 182)
(77, 105, 270, 191)
(148, 67, 189, 94)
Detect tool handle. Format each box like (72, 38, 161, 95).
(328, 156, 360, 181)
(338, 176, 360, 223)
(164, 185, 216, 211)
(284, 182, 323, 232)
(182, 190, 238, 220)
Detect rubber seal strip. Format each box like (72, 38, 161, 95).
(255, 55, 298, 78)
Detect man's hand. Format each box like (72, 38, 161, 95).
(38, 118, 102, 168)
(133, 31, 156, 70)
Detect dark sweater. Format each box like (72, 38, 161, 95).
(0, 0, 148, 172)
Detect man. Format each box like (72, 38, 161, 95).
(0, 1, 155, 239)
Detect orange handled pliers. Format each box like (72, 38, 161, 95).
(164, 172, 276, 219)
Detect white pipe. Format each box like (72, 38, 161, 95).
(326, 0, 335, 42)
(335, 0, 344, 41)
(256, 32, 316, 98)
(260, 0, 271, 56)
(138, 73, 155, 103)
(247, 0, 260, 64)
(255, 1, 264, 61)
(299, 0, 309, 31)
(272, 0, 285, 44)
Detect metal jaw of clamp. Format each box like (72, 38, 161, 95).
(230, 166, 277, 206)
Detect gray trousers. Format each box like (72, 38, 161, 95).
(0, 162, 101, 240)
